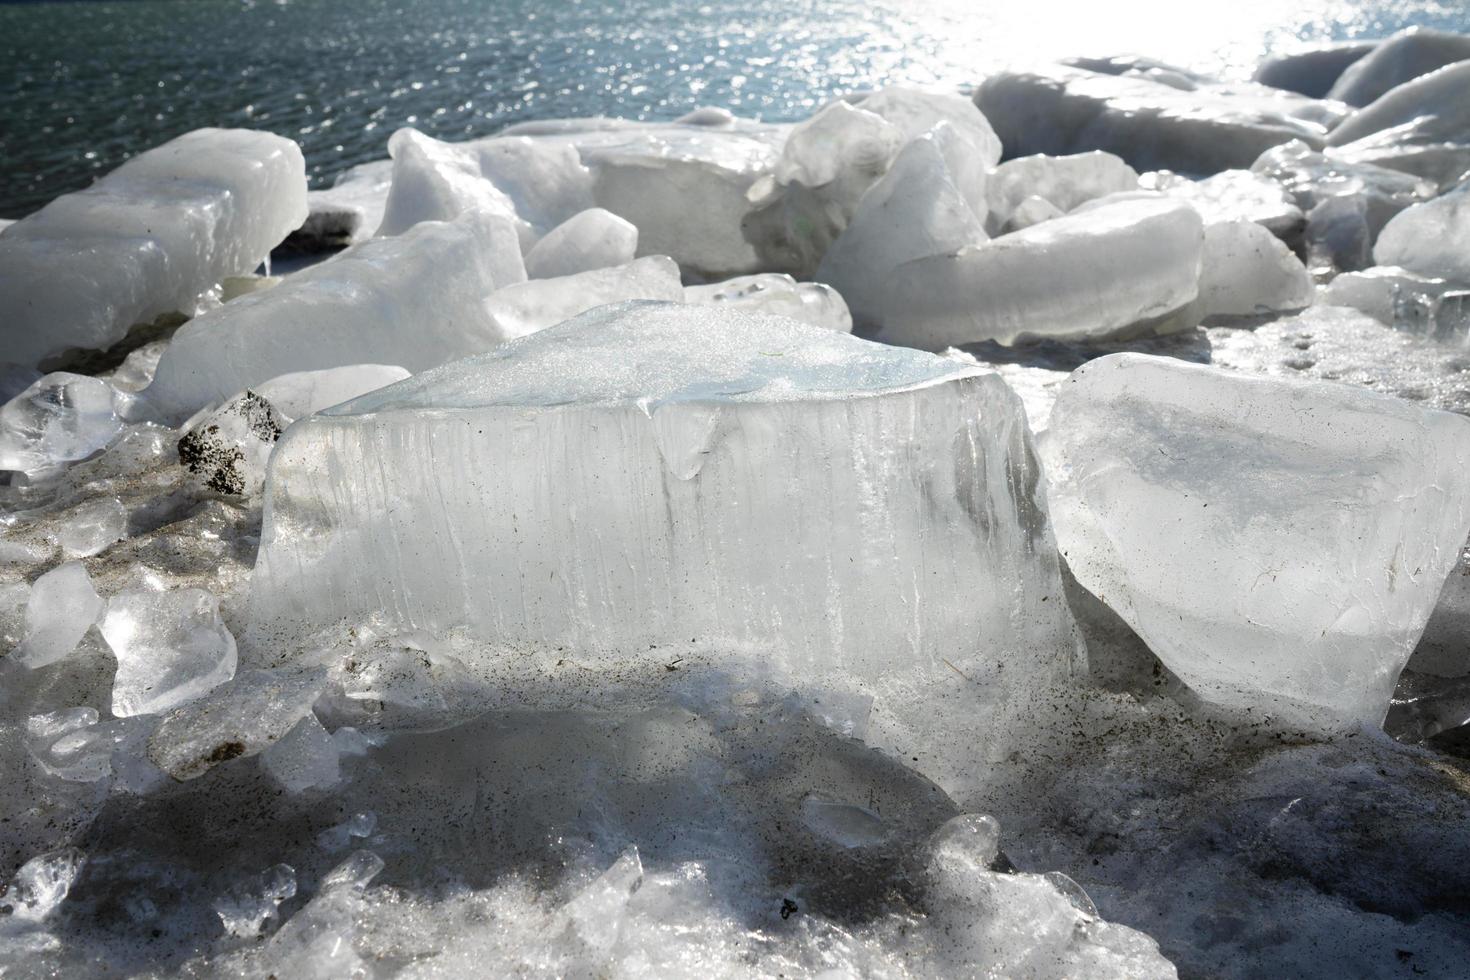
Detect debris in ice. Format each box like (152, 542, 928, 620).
(482, 255, 685, 344)
(1193, 219, 1313, 319)
(0, 372, 124, 478)
(685, 273, 852, 332)
(10, 561, 104, 669)
(251, 301, 1078, 798)
(1374, 185, 1470, 283)
(524, 207, 638, 278)
(985, 151, 1139, 233)
(213, 864, 297, 938)
(252, 364, 412, 420)
(1254, 40, 1377, 99)
(876, 198, 1203, 348)
(177, 390, 286, 497)
(1043, 352, 1470, 729)
(1325, 27, 1470, 107)
(100, 587, 238, 717)
(141, 210, 525, 420)
(974, 63, 1341, 176)
(0, 129, 306, 369)
(146, 666, 329, 780)
(814, 125, 987, 328)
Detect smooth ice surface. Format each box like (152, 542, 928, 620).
(9, 562, 104, 670)
(974, 64, 1338, 176)
(1326, 60, 1470, 186)
(0, 129, 306, 368)
(1043, 353, 1470, 729)
(1253, 41, 1377, 99)
(876, 198, 1203, 348)
(100, 588, 238, 717)
(57, 496, 127, 558)
(814, 126, 987, 328)
(141, 211, 524, 420)
(0, 373, 124, 478)
(524, 207, 638, 278)
(1320, 266, 1454, 325)
(1325, 28, 1470, 107)
(685, 274, 852, 332)
(253, 365, 413, 421)
(985, 152, 1139, 233)
(290, 159, 393, 251)
(1195, 219, 1314, 318)
(251, 302, 1078, 797)
(1143, 169, 1304, 239)
(481, 256, 684, 344)
(1374, 186, 1470, 283)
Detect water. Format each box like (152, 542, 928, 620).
(1, 0, 1464, 218)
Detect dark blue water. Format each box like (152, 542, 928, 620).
(1, 0, 1463, 217)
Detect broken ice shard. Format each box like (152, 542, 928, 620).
(141, 211, 524, 421)
(10, 562, 104, 670)
(0, 373, 124, 478)
(101, 588, 238, 717)
(1041, 353, 1470, 730)
(250, 302, 1078, 797)
(875, 199, 1203, 349)
(0, 129, 306, 369)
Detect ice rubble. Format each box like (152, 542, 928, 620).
(1325, 27, 1470, 107)
(1253, 40, 1377, 99)
(1325, 60, 1470, 187)
(250, 302, 1078, 797)
(141, 210, 524, 420)
(875, 198, 1203, 348)
(0, 129, 306, 369)
(1043, 353, 1470, 729)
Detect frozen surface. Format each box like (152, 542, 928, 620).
(100, 587, 238, 717)
(876, 198, 1203, 348)
(0, 129, 306, 369)
(1043, 353, 1470, 729)
(523, 207, 638, 279)
(251, 302, 1079, 798)
(974, 63, 1339, 176)
(141, 210, 524, 420)
(1374, 186, 1470, 283)
(482, 256, 685, 344)
(684, 274, 852, 332)
(1326, 27, 1470, 107)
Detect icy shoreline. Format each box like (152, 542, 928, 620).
(5, 26, 1470, 979)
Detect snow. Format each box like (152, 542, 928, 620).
(0, 129, 306, 369)
(1043, 352, 1470, 730)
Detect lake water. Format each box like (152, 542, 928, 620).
(1, 0, 1464, 217)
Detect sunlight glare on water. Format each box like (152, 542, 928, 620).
(0, 0, 1462, 215)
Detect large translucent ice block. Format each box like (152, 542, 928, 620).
(250, 302, 1079, 795)
(1042, 353, 1470, 730)
(140, 211, 524, 420)
(0, 129, 306, 369)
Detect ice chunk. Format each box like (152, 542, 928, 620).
(10, 562, 104, 669)
(101, 588, 238, 717)
(876, 198, 1203, 349)
(482, 256, 684, 344)
(1326, 28, 1470, 107)
(1194, 219, 1313, 319)
(1253, 139, 1435, 215)
(1002, 195, 1065, 232)
(1326, 61, 1470, 186)
(0, 129, 306, 368)
(255, 851, 382, 978)
(975, 64, 1336, 176)
(250, 302, 1078, 798)
(0, 373, 124, 478)
(743, 100, 903, 277)
(146, 666, 329, 781)
(1042, 353, 1470, 729)
(288, 159, 393, 251)
(377, 128, 525, 240)
(141, 210, 525, 421)
(1142, 169, 1304, 240)
(260, 714, 346, 793)
(1321, 266, 1454, 326)
(25, 708, 113, 782)
(214, 865, 297, 938)
(685, 274, 852, 332)
(1374, 186, 1470, 283)
(3, 849, 85, 923)
(58, 496, 127, 558)
(253, 364, 412, 420)
(814, 126, 988, 328)
(524, 208, 638, 278)
(985, 152, 1139, 233)
(177, 390, 286, 498)
(1254, 41, 1377, 99)
(854, 87, 1002, 174)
